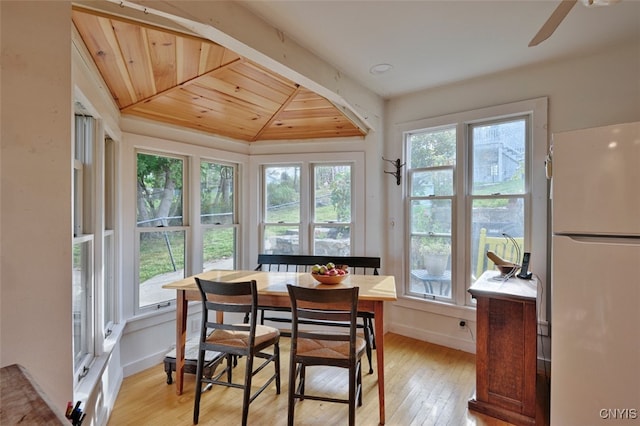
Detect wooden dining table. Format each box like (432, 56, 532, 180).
(163, 269, 397, 424)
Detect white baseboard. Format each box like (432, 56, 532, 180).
(122, 349, 168, 378)
(389, 323, 477, 354)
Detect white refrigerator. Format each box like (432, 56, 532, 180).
(550, 122, 640, 425)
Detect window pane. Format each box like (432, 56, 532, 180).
(137, 153, 183, 227)
(313, 225, 351, 256)
(201, 162, 234, 225)
(410, 199, 452, 235)
(471, 198, 524, 280)
(411, 169, 453, 197)
(471, 119, 526, 195)
(73, 239, 92, 370)
(264, 225, 300, 254)
(265, 166, 300, 223)
(103, 233, 114, 331)
(409, 235, 451, 298)
(203, 227, 235, 271)
(408, 127, 456, 168)
(314, 165, 351, 222)
(138, 230, 184, 308)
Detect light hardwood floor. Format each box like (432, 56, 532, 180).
(108, 333, 549, 425)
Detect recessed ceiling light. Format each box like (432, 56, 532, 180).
(370, 63, 393, 75)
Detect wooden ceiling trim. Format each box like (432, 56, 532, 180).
(259, 126, 362, 140)
(72, 6, 218, 44)
(72, 6, 368, 142)
(277, 107, 346, 120)
(252, 85, 302, 141)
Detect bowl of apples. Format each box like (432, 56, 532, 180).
(311, 262, 349, 284)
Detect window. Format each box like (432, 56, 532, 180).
(312, 164, 352, 256)
(407, 126, 455, 298)
(263, 165, 302, 254)
(403, 98, 547, 310)
(253, 153, 365, 256)
(469, 118, 527, 283)
(72, 110, 121, 385)
(200, 160, 237, 271)
(261, 163, 354, 255)
(103, 137, 116, 335)
(135, 152, 186, 310)
(73, 114, 95, 381)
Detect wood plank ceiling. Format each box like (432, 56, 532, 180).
(72, 7, 367, 142)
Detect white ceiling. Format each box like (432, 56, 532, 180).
(237, 0, 640, 99)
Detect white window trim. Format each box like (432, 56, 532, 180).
(248, 152, 365, 264)
(392, 98, 548, 331)
(119, 133, 249, 320)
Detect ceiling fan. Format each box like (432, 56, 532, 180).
(529, 0, 621, 47)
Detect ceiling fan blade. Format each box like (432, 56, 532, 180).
(529, 0, 578, 47)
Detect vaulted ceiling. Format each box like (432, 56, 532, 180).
(72, 7, 367, 142)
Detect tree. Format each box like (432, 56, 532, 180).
(137, 153, 183, 226)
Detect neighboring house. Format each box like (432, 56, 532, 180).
(1, 3, 638, 425)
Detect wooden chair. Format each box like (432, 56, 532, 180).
(193, 278, 281, 426)
(254, 254, 379, 374)
(286, 285, 365, 426)
(475, 228, 524, 279)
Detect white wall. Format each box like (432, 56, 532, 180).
(0, 1, 74, 411)
(384, 40, 640, 359)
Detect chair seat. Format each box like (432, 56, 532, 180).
(207, 324, 280, 348)
(298, 335, 366, 359)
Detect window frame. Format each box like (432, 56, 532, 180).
(249, 152, 365, 264)
(464, 114, 531, 304)
(199, 158, 239, 271)
(311, 163, 354, 256)
(395, 98, 548, 327)
(71, 110, 122, 389)
(405, 124, 457, 302)
(134, 149, 189, 314)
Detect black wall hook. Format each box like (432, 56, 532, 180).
(382, 157, 405, 186)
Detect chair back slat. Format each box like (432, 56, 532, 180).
(287, 285, 360, 350)
(475, 228, 524, 278)
(256, 254, 380, 275)
(194, 278, 259, 350)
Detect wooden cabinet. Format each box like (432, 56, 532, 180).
(468, 271, 538, 426)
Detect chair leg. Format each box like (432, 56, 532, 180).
(287, 359, 298, 426)
(298, 364, 306, 399)
(241, 353, 254, 426)
(357, 360, 363, 406)
(193, 348, 206, 425)
(363, 323, 374, 375)
(274, 342, 281, 394)
(348, 364, 356, 426)
(226, 354, 233, 383)
(366, 316, 376, 349)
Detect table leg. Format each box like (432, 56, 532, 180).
(175, 290, 188, 395)
(374, 301, 385, 424)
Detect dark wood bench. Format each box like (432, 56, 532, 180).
(254, 254, 381, 374)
